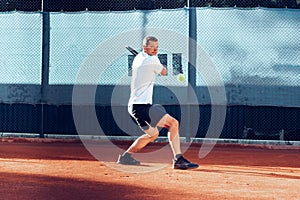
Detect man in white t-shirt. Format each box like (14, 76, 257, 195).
(117, 36, 198, 170)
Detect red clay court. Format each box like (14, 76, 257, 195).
(0, 137, 299, 200)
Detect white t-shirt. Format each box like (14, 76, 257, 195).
(128, 52, 163, 106)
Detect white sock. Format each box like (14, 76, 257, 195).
(168, 132, 182, 158)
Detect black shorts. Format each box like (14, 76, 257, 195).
(129, 104, 167, 130)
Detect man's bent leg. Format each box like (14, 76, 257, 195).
(126, 128, 159, 154)
(157, 114, 199, 169)
(117, 130, 159, 165)
(156, 114, 182, 157)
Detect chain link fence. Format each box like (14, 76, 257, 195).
(0, 3, 299, 141)
(0, 0, 300, 12)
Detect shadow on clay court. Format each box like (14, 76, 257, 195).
(0, 172, 156, 200)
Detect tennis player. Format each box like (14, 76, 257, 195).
(117, 36, 198, 170)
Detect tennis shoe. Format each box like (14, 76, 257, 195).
(173, 155, 199, 170)
(117, 153, 140, 165)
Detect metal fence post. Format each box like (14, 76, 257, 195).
(187, 0, 197, 142)
(40, 10, 50, 138)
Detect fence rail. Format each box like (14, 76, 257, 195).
(0, 0, 300, 12)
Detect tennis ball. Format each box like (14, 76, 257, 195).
(177, 73, 185, 82)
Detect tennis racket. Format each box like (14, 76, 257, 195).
(125, 46, 138, 56)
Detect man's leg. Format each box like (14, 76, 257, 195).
(156, 114, 181, 157)
(117, 129, 159, 165)
(126, 128, 159, 153)
(156, 114, 199, 170)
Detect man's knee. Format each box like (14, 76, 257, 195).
(157, 114, 179, 129)
(171, 117, 179, 128)
(144, 126, 159, 138)
(143, 130, 159, 142)
(149, 131, 159, 141)
(166, 115, 179, 129)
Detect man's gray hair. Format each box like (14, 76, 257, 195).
(143, 36, 158, 46)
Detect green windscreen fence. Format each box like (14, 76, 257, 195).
(0, 8, 299, 139)
(1, 8, 298, 106)
(0, 12, 42, 85)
